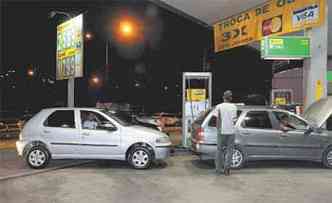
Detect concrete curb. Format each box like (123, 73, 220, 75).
(0, 160, 93, 181)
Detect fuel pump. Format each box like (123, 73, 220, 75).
(182, 72, 212, 148)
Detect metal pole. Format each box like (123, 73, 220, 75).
(182, 73, 186, 147)
(106, 41, 109, 65)
(68, 78, 75, 107)
(105, 40, 109, 83)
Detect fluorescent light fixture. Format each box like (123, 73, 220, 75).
(263, 57, 304, 60)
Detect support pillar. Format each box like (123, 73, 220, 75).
(303, 3, 328, 109)
(0, 1, 3, 112)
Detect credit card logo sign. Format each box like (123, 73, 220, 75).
(262, 15, 283, 36)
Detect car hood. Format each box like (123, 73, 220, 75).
(303, 96, 332, 127)
(126, 125, 166, 137)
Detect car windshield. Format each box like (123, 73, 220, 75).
(101, 110, 133, 126)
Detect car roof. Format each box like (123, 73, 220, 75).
(42, 107, 102, 111)
(237, 105, 278, 111)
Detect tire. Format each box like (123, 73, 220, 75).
(26, 146, 50, 169)
(231, 147, 246, 169)
(322, 146, 332, 169)
(128, 146, 153, 169)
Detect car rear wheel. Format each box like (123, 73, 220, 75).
(26, 146, 50, 169)
(231, 148, 245, 169)
(323, 147, 332, 168)
(128, 146, 153, 169)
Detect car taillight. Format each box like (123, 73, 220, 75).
(196, 127, 204, 143)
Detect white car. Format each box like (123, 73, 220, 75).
(16, 108, 171, 169)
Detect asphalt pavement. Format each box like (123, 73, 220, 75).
(0, 149, 91, 181)
(1, 154, 332, 203)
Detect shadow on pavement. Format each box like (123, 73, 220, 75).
(191, 158, 324, 170)
(77, 159, 168, 170)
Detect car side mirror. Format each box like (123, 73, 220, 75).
(99, 123, 117, 131)
(304, 126, 314, 136)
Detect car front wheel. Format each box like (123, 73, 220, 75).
(26, 146, 50, 169)
(128, 146, 153, 169)
(323, 146, 332, 168)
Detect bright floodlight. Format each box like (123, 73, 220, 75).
(120, 21, 133, 37)
(92, 76, 99, 84)
(85, 32, 93, 40)
(27, 69, 34, 77)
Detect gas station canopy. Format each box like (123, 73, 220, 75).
(154, 0, 332, 54)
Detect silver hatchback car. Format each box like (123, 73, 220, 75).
(191, 97, 332, 169)
(16, 108, 171, 169)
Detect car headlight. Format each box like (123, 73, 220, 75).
(156, 136, 170, 144)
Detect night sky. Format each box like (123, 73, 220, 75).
(1, 0, 272, 114)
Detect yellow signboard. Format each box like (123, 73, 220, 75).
(214, 0, 326, 52)
(56, 14, 83, 80)
(274, 97, 287, 105)
(315, 80, 323, 101)
(186, 89, 206, 102)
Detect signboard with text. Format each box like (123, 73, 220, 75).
(214, 0, 326, 52)
(271, 89, 293, 105)
(261, 36, 310, 59)
(186, 89, 206, 102)
(56, 14, 83, 80)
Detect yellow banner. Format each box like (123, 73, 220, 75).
(214, 0, 326, 52)
(186, 89, 206, 102)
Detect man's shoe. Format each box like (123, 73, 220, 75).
(224, 169, 230, 176)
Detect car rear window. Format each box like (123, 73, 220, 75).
(193, 107, 215, 125)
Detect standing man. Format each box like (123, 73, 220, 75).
(215, 90, 237, 176)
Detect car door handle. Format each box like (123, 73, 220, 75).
(43, 130, 51, 134)
(82, 132, 90, 136)
(241, 132, 251, 135)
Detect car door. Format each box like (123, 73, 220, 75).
(42, 110, 80, 157)
(78, 110, 121, 157)
(238, 110, 282, 158)
(272, 111, 324, 159)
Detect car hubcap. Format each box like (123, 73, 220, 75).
(132, 150, 149, 168)
(327, 151, 332, 166)
(29, 149, 46, 167)
(231, 149, 243, 168)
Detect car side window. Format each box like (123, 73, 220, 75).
(289, 115, 307, 130)
(273, 111, 307, 130)
(44, 110, 75, 128)
(326, 116, 332, 131)
(208, 116, 217, 127)
(242, 111, 272, 129)
(81, 111, 115, 130)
